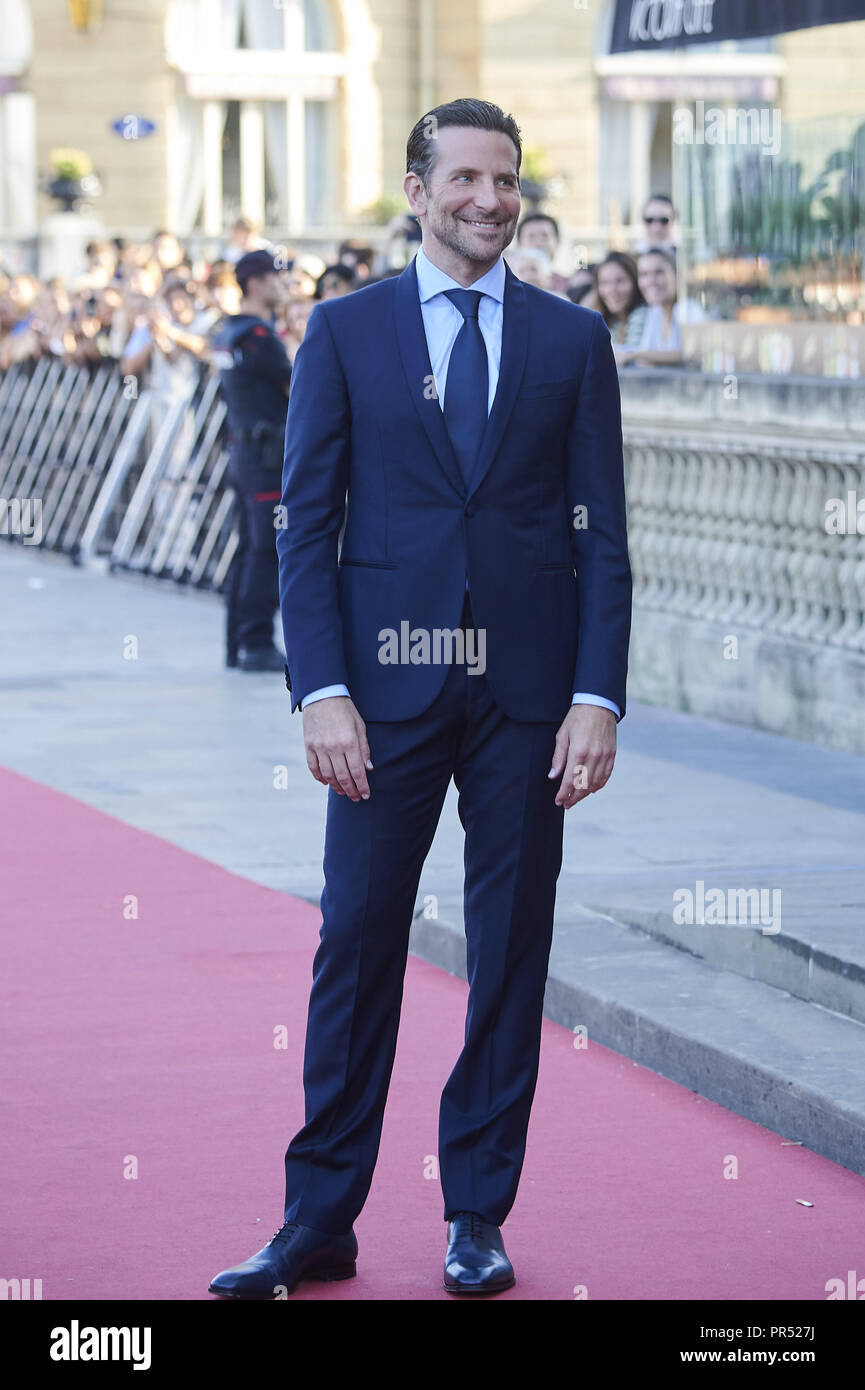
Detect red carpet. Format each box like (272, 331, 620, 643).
(1, 764, 862, 1301)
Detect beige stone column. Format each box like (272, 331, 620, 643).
(239, 100, 265, 225)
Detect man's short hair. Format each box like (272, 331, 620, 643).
(517, 212, 559, 243)
(207, 260, 235, 290)
(338, 240, 375, 270)
(637, 246, 678, 271)
(315, 264, 357, 299)
(642, 193, 675, 214)
(406, 97, 522, 190)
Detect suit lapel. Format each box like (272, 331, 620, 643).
(395, 257, 465, 499)
(393, 254, 529, 502)
(468, 261, 527, 500)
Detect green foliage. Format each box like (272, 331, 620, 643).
(519, 143, 551, 184)
(727, 121, 865, 265)
(360, 193, 407, 224)
(50, 148, 93, 180)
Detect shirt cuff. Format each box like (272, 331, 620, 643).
(572, 692, 621, 721)
(301, 683, 350, 709)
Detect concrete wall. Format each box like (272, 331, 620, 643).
(29, 0, 172, 233)
(478, 0, 598, 230)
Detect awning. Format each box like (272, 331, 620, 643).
(610, 0, 865, 53)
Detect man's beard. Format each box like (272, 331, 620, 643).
(426, 204, 515, 263)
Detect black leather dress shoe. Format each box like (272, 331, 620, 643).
(444, 1211, 515, 1294)
(238, 645, 285, 672)
(208, 1221, 358, 1300)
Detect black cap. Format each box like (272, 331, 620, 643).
(235, 250, 280, 289)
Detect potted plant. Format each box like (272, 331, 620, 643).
(45, 148, 102, 211)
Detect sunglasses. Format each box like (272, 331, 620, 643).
(644, 215, 671, 225)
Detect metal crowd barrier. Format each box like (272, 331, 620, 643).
(0, 359, 237, 591)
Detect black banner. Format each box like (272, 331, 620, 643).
(610, 0, 865, 53)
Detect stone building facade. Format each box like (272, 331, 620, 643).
(0, 0, 863, 255)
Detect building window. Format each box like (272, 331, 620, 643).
(166, 0, 343, 234)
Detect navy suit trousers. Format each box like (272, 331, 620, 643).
(283, 595, 566, 1232)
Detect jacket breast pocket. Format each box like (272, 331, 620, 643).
(339, 558, 397, 570)
(516, 379, 574, 401)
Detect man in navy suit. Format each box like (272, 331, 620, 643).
(210, 97, 631, 1300)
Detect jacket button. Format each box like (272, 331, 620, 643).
(465, 504, 475, 518)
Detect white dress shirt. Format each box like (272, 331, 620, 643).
(300, 244, 620, 720)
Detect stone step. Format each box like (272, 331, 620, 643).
(578, 885, 865, 1028)
(409, 895, 865, 1181)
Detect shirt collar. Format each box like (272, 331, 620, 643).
(415, 243, 505, 305)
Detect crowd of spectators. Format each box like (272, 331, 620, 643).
(0, 196, 702, 387)
(0, 219, 361, 380)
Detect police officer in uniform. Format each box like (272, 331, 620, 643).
(213, 250, 292, 671)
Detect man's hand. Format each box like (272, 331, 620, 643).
(548, 705, 617, 810)
(302, 696, 373, 802)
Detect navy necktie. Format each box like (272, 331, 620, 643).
(443, 288, 488, 490)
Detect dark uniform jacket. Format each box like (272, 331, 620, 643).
(212, 314, 291, 492)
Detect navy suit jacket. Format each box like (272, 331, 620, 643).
(276, 255, 632, 724)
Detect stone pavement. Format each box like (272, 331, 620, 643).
(2, 541, 864, 1174)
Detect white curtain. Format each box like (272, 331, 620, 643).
(170, 87, 207, 234)
(304, 0, 335, 52)
(243, 4, 290, 222)
(241, 0, 283, 48)
(207, 0, 243, 48)
(164, 0, 340, 230)
(166, 0, 241, 58)
(306, 100, 330, 227)
(597, 95, 632, 230)
(264, 105, 288, 226)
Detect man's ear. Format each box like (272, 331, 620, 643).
(403, 172, 427, 220)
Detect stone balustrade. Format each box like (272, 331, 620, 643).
(619, 370, 865, 752)
(1, 359, 863, 751)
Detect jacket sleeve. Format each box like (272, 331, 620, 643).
(276, 304, 350, 713)
(566, 309, 633, 719)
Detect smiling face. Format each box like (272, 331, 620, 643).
(404, 125, 521, 284)
(638, 252, 677, 307)
(597, 262, 635, 318)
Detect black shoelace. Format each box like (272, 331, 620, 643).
(454, 1211, 485, 1238)
(269, 1222, 300, 1245)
